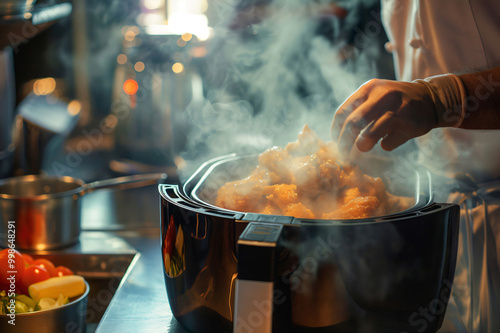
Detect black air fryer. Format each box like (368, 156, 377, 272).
(159, 153, 460, 333)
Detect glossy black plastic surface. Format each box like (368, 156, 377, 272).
(159, 153, 460, 333)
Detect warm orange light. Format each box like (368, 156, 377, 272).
(125, 30, 136, 41)
(181, 33, 192, 42)
(177, 38, 187, 47)
(33, 77, 56, 95)
(172, 63, 184, 74)
(117, 54, 127, 65)
(67, 100, 82, 116)
(134, 61, 145, 72)
(190, 46, 207, 58)
(123, 79, 139, 95)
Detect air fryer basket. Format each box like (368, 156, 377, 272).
(159, 153, 460, 333)
(186, 153, 431, 218)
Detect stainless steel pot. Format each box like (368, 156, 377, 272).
(0, 173, 166, 250)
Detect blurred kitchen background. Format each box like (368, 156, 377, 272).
(0, 0, 395, 184)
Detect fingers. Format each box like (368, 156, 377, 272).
(381, 131, 413, 151)
(355, 112, 414, 152)
(331, 79, 387, 150)
(355, 112, 393, 152)
(332, 79, 430, 154)
(331, 93, 367, 142)
(336, 99, 379, 155)
(335, 93, 394, 154)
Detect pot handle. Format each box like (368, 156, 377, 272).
(234, 222, 284, 333)
(81, 173, 168, 194)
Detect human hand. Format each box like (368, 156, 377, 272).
(331, 78, 445, 155)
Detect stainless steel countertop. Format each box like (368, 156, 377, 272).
(76, 186, 188, 333)
(91, 230, 188, 333)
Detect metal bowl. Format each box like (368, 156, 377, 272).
(0, 280, 89, 333)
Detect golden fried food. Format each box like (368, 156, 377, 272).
(215, 125, 396, 219)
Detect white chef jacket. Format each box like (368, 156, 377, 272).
(380, 1, 500, 333)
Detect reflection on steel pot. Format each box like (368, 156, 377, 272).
(0, 173, 166, 250)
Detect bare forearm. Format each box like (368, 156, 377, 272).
(458, 66, 500, 129)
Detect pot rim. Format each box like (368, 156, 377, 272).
(0, 175, 86, 201)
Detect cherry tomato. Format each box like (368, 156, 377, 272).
(22, 253, 34, 266)
(32, 258, 56, 277)
(54, 266, 73, 277)
(20, 265, 50, 294)
(0, 248, 25, 286)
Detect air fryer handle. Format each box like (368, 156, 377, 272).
(234, 222, 284, 333)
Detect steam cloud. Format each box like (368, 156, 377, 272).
(179, 0, 388, 179)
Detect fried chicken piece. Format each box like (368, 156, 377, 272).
(215, 177, 267, 212)
(322, 196, 381, 220)
(265, 184, 299, 212)
(284, 202, 315, 219)
(318, 159, 342, 191)
(290, 154, 322, 197)
(260, 203, 281, 215)
(258, 146, 292, 183)
(285, 124, 323, 156)
(343, 188, 362, 203)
